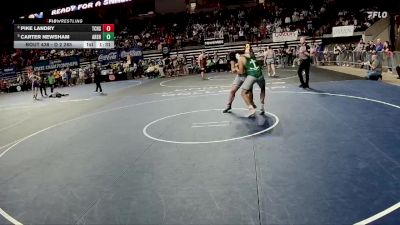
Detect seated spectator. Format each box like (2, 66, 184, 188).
(375, 38, 384, 52)
(145, 61, 159, 79)
(366, 54, 382, 80)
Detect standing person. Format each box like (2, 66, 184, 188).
(31, 72, 40, 100)
(93, 65, 103, 93)
(287, 47, 294, 67)
(240, 44, 267, 117)
(384, 41, 394, 73)
(198, 50, 208, 80)
(164, 57, 172, 77)
(281, 47, 287, 68)
(48, 71, 55, 94)
(355, 39, 365, 64)
(297, 37, 311, 88)
(334, 44, 341, 66)
(310, 44, 317, 65)
(72, 69, 78, 85)
(55, 70, 62, 87)
(213, 52, 220, 72)
(256, 49, 264, 67)
(61, 69, 66, 87)
(182, 55, 189, 75)
(396, 64, 400, 79)
(65, 68, 72, 87)
(39, 71, 48, 97)
(283, 42, 288, 67)
(264, 46, 277, 77)
(78, 67, 85, 85)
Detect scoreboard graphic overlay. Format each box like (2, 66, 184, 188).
(14, 21, 115, 49)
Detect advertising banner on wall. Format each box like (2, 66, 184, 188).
(120, 47, 143, 63)
(272, 31, 298, 42)
(98, 51, 119, 64)
(0, 67, 18, 78)
(33, 56, 80, 71)
(332, 25, 355, 37)
(204, 38, 224, 46)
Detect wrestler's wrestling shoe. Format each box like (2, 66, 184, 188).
(222, 105, 232, 113)
(246, 107, 256, 118)
(260, 104, 265, 115)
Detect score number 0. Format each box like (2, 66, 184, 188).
(102, 24, 114, 32)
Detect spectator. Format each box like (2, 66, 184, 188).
(366, 54, 382, 80)
(384, 41, 394, 73)
(72, 69, 78, 85)
(65, 67, 72, 87)
(78, 68, 85, 85)
(287, 47, 294, 66)
(55, 70, 62, 87)
(48, 71, 56, 94)
(39, 71, 48, 97)
(316, 43, 325, 65)
(354, 39, 365, 64)
(264, 46, 277, 77)
(396, 64, 400, 79)
(285, 16, 291, 24)
(213, 52, 221, 72)
(239, 28, 245, 41)
(334, 44, 342, 65)
(375, 38, 384, 52)
(310, 44, 317, 65)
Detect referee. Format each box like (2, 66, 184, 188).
(297, 37, 311, 88)
(93, 65, 103, 93)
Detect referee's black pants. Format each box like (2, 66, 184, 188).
(95, 81, 102, 92)
(40, 83, 47, 96)
(49, 84, 55, 93)
(297, 59, 310, 87)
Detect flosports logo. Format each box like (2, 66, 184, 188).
(366, 11, 388, 19)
